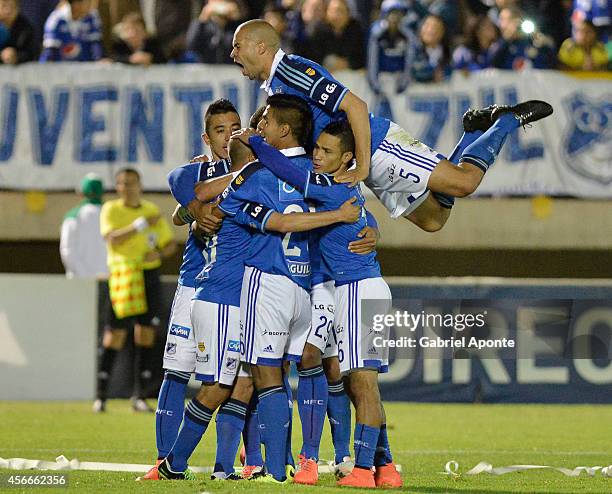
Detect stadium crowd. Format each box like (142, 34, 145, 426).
(0, 0, 610, 76)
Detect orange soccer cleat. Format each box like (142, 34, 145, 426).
(293, 454, 318, 485)
(136, 459, 163, 481)
(374, 462, 403, 488)
(337, 466, 376, 488)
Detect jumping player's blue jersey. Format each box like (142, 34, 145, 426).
(168, 159, 231, 288)
(218, 150, 312, 291)
(263, 49, 391, 153)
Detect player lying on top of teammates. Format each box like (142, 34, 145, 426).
(230, 20, 554, 219)
(232, 117, 403, 489)
(186, 95, 459, 485)
(150, 107, 362, 482)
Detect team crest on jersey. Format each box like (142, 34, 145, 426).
(305, 67, 316, 76)
(563, 93, 612, 184)
(197, 341, 206, 352)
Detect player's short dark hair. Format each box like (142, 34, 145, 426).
(249, 105, 266, 129)
(580, 19, 597, 31)
(265, 94, 313, 148)
(321, 120, 355, 155)
(115, 167, 140, 181)
(204, 98, 239, 134)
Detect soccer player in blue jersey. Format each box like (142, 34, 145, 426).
(153, 102, 361, 481)
(234, 120, 406, 488)
(213, 94, 358, 484)
(230, 20, 553, 219)
(138, 99, 240, 481)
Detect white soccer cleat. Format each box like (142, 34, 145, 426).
(334, 456, 355, 479)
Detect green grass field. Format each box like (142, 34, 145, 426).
(1, 401, 611, 493)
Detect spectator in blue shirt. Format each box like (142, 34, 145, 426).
(412, 14, 452, 82)
(491, 6, 556, 69)
(367, 1, 414, 94)
(452, 14, 501, 72)
(40, 0, 103, 62)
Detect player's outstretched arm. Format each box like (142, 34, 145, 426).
(246, 134, 309, 192)
(234, 198, 360, 234)
(336, 91, 371, 186)
(266, 198, 360, 233)
(194, 174, 234, 203)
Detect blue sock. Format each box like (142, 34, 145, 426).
(297, 366, 328, 460)
(283, 372, 294, 468)
(432, 130, 484, 209)
(448, 131, 483, 164)
(374, 424, 393, 467)
(167, 399, 213, 472)
(461, 114, 519, 172)
(214, 399, 247, 474)
(327, 380, 352, 464)
(243, 395, 263, 466)
(156, 370, 189, 459)
(257, 385, 290, 481)
(353, 423, 380, 470)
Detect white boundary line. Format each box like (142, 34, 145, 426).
(0, 456, 402, 474)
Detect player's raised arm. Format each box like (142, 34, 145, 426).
(335, 91, 371, 186)
(234, 198, 360, 234)
(194, 174, 234, 203)
(239, 132, 309, 192)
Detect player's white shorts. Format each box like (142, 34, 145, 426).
(163, 283, 196, 373)
(240, 266, 311, 366)
(307, 281, 338, 358)
(335, 277, 391, 374)
(190, 300, 241, 386)
(366, 121, 443, 218)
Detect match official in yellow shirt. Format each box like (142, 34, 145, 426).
(95, 167, 176, 413)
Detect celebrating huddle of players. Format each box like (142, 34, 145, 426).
(138, 19, 553, 488)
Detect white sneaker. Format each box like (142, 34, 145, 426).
(131, 398, 154, 413)
(334, 456, 355, 479)
(92, 399, 106, 413)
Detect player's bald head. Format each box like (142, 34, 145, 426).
(235, 20, 280, 51)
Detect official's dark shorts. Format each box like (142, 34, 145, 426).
(103, 268, 164, 330)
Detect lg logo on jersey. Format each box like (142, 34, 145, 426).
(318, 83, 338, 105)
